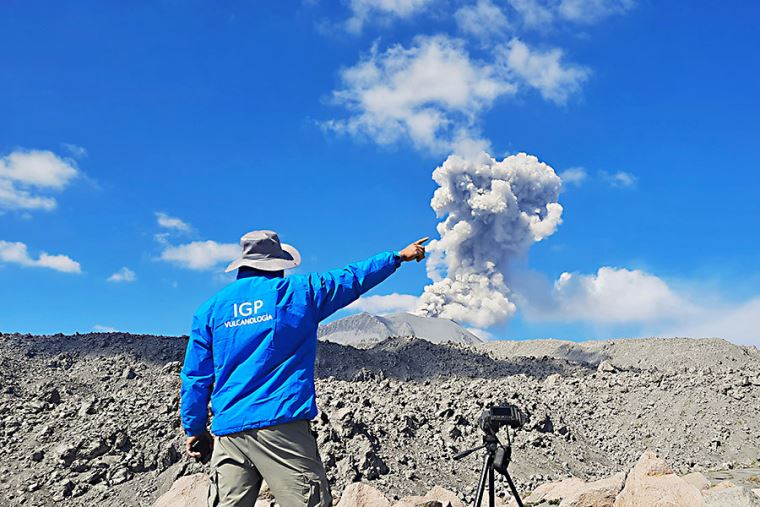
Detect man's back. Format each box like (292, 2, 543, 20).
(181, 251, 403, 437)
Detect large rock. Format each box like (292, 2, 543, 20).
(425, 486, 464, 507)
(523, 474, 623, 507)
(394, 486, 464, 507)
(337, 482, 392, 507)
(524, 477, 586, 504)
(613, 451, 702, 507)
(703, 485, 760, 506)
(562, 473, 625, 507)
(681, 472, 710, 491)
(392, 496, 427, 507)
(153, 474, 209, 507)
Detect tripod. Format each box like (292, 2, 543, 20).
(453, 432, 524, 507)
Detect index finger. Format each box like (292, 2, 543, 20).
(415, 236, 430, 245)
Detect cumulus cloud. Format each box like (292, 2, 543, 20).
(348, 293, 420, 314)
(522, 267, 692, 324)
(455, 0, 510, 39)
(0, 240, 82, 273)
(660, 298, 760, 348)
(513, 266, 760, 348)
(559, 167, 587, 186)
(416, 152, 563, 328)
(327, 35, 516, 155)
(107, 267, 136, 283)
(0, 149, 79, 211)
(502, 38, 590, 104)
(558, 0, 635, 24)
(508, 0, 634, 27)
(508, 0, 554, 27)
(159, 240, 239, 271)
(155, 212, 192, 233)
(344, 0, 433, 33)
(601, 170, 637, 188)
(0, 180, 57, 210)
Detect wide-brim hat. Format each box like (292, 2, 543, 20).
(225, 230, 301, 273)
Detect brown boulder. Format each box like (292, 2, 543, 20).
(522, 473, 623, 507)
(393, 495, 428, 507)
(562, 472, 625, 507)
(152, 473, 209, 507)
(613, 451, 702, 507)
(681, 472, 710, 491)
(524, 477, 587, 504)
(338, 482, 393, 507)
(425, 486, 464, 507)
(703, 485, 760, 507)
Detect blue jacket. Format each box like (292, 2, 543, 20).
(180, 251, 402, 436)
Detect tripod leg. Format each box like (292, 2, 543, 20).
(502, 470, 525, 507)
(489, 465, 495, 507)
(474, 453, 492, 507)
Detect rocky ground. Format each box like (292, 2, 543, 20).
(1, 332, 759, 506)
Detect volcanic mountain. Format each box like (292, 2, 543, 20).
(317, 312, 483, 347)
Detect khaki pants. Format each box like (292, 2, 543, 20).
(207, 420, 332, 507)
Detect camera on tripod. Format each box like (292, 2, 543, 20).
(453, 403, 528, 507)
(478, 404, 527, 434)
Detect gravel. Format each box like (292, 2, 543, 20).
(1, 331, 758, 506)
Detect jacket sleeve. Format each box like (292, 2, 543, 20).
(180, 311, 214, 436)
(308, 251, 402, 322)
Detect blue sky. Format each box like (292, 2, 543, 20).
(1, 1, 758, 345)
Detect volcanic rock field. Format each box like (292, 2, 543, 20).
(2, 331, 759, 506)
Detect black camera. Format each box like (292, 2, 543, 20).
(477, 404, 526, 434)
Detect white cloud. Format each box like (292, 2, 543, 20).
(660, 298, 760, 348)
(558, 0, 635, 24)
(559, 167, 587, 186)
(348, 293, 420, 314)
(502, 38, 589, 104)
(155, 212, 192, 233)
(516, 266, 760, 348)
(516, 267, 692, 324)
(327, 35, 516, 154)
(0, 150, 78, 189)
(107, 267, 136, 283)
(550, 267, 691, 323)
(62, 143, 88, 158)
(0, 240, 82, 273)
(508, 0, 554, 27)
(0, 149, 80, 211)
(0, 180, 57, 210)
(507, 0, 634, 27)
(455, 0, 510, 39)
(345, 0, 433, 33)
(159, 240, 239, 271)
(601, 170, 637, 188)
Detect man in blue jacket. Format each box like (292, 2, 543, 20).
(180, 230, 427, 507)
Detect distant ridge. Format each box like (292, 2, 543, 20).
(318, 312, 483, 347)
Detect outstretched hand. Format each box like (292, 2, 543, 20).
(398, 237, 429, 263)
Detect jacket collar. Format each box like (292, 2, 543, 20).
(236, 269, 283, 280)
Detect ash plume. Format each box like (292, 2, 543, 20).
(416, 152, 563, 328)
